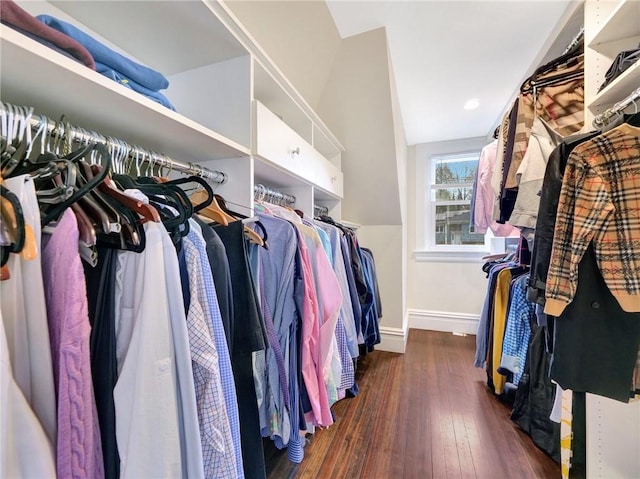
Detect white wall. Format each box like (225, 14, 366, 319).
(225, 0, 342, 110)
(407, 139, 491, 334)
(317, 27, 401, 226)
(358, 225, 406, 352)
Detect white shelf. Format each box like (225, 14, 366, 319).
(588, 58, 640, 111)
(589, 0, 640, 47)
(0, 26, 249, 163)
(47, 0, 248, 75)
(254, 60, 313, 143)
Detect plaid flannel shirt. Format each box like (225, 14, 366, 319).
(545, 124, 640, 316)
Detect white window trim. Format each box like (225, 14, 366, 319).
(413, 137, 491, 261)
(425, 150, 489, 252)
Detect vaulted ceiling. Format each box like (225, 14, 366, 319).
(326, 1, 581, 145)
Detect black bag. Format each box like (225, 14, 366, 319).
(598, 43, 640, 92)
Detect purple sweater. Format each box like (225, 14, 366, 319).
(42, 209, 104, 479)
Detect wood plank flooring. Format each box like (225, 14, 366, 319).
(265, 329, 560, 479)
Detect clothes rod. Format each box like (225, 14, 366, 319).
(592, 87, 640, 128)
(0, 102, 227, 184)
(562, 26, 584, 55)
(254, 184, 295, 205)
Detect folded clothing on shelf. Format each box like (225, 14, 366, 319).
(598, 43, 640, 93)
(0, 0, 95, 69)
(96, 62, 175, 111)
(37, 14, 169, 92)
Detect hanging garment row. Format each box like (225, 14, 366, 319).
(0, 103, 383, 479)
(472, 60, 640, 478)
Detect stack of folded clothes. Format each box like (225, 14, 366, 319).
(37, 15, 175, 110)
(0, 1, 175, 110)
(0, 0, 95, 69)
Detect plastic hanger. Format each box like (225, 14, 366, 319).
(40, 143, 112, 226)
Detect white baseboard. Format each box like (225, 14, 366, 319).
(377, 326, 408, 353)
(408, 309, 479, 335)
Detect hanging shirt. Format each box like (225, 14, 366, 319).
(0, 309, 57, 478)
(545, 124, 640, 316)
(510, 117, 564, 242)
(474, 140, 520, 236)
(293, 225, 333, 427)
(193, 217, 234, 349)
(314, 221, 359, 359)
(183, 232, 237, 478)
(0, 174, 57, 446)
(297, 223, 343, 421)
(113, 222, 186, 478)
(255, 214, 298, 445)
(41, 209, 104, 479)
(187, 222, 245, 478)
(340, 234, 363, 342)
(499, 274, 534, 386)
(360, 248, 382, 349)
(84, 245, 120, 479)
(213, 220, 267, 479)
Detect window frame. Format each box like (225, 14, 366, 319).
(425, 150, 490, 253)
(412, 137, 494, 263)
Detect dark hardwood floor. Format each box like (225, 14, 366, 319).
(265, 329, 560, 479)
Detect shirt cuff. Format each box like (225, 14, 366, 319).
(544, 297, 568, 316)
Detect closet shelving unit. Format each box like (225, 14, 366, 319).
(584, 1, 640, 477)
(0, 0, 344, 220)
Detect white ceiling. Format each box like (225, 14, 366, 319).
(326, 1, 579, 146)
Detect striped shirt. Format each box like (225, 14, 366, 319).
(545, 124, 640, 316)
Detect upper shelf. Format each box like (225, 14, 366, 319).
(588, 58, 640, 111)
(589, 0, 640, 47)
(46, 0, 248, 75)
(0, 26, 249, 163)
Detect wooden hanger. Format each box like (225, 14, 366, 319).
(191, 189, 229, 226)
(213, 193, 265, 247)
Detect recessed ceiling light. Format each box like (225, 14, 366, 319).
(464, 98, 480, 110)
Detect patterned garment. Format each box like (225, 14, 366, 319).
(506, 55, 585, 190)
(499, 274, 534, 386)
(560, 388, 573, 479)
(183, 236, 238, 479)
(545, 124, 640, 316)
(258, 257, 291, 444)
(187, 225, 245, 478)
(335, 315, 355, 390)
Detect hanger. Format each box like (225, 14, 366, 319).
(0, 183, 25, 256)
(40, 143, 112, 226)
(192, 189, 230, 226)
(521, 49, 583, 95)
(212, 193, 267, 247)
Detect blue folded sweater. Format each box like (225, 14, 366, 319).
(37, 14, 169, 91)
(96, 62, 175, 110)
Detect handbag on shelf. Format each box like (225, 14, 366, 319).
(598, 43, 640, 93)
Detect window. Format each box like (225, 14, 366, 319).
(427, 151, 488, 250)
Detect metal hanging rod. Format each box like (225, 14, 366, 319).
(562, 26, 584, 55)
(254, 184, 295, 206)
(0, 102, 227, 184)
(592, 87, 640, 128)
(314, 204, 329, 216)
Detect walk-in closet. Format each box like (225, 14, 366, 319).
(1, 0, 638, 478)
